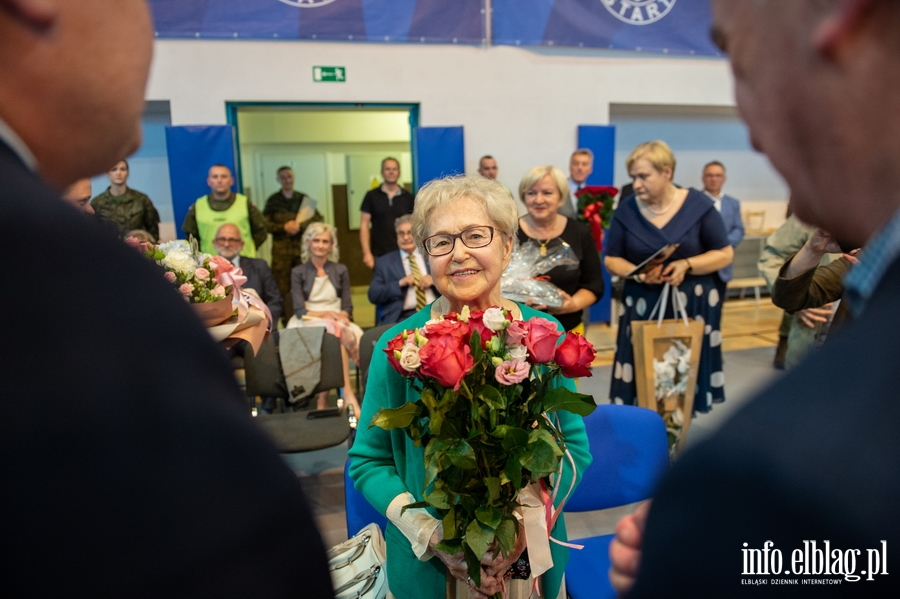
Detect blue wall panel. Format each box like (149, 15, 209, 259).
(165, 125, 237, 239)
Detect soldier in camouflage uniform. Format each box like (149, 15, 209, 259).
(263, 166, 323, 325)
(91, 160, 160, 240)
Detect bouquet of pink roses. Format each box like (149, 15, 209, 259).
(126, 238, 237, 306)
(371, 306, 596, 595)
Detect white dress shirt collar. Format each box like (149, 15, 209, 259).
(0, 116, 38, 172)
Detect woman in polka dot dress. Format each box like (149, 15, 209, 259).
(604, 141, 734, 413)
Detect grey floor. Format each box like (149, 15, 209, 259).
(282, 346, 783, 548)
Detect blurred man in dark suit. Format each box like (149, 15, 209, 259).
(0, 1, 332, 595)
(611, 0, 900, 595)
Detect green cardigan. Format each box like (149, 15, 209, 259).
(348, 304, 592, 599)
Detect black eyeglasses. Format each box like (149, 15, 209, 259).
(214, 237, 242, 244)
(422, 226, 495, 256)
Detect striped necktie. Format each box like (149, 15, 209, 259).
(407, 251, 426, 311)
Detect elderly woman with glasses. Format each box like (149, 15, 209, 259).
(349, 175, 590, 599)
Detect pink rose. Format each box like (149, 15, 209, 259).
(506, 320, 529, 346)
(554, 332, 596, 378)
(178, 283, 193, 296)
(495, 359, 530, 385)
(211, 284, 226, 298)
(384, 333, 409, 377)
(208, 255, 233, 275)
(194, 267, 210, 282)
(419, 334, 473, 391)
(523, 317, 562, 364)
(164, 271, 177, 283)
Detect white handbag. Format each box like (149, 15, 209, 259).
(328, 523, 387, 599)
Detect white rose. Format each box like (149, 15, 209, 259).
(160, 247, 197, 276)
(482, 307, 507, 332)
(508, 344, 528, 361)
(671, 408, 684, 427)
(399, 344, 422, 372)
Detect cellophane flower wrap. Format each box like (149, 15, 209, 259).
(500, 240, 579, 308)
(371, 306, 597, 594)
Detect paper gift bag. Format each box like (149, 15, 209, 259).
(631, 284, 704, 453)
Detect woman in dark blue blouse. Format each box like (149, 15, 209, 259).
(605, 141, 734, 413)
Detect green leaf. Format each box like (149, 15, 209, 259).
(470, 329, 484, 363)
(520, 429, 563, 476)
(436, 538, 463, 555)
(541, 386, 598, 416)
(370, 401, 419, 430)
(492, 425, 529, 452)
(421, 386, 437, 411)
(465, 519, 496, 566)
(442, 507, 458, 539)
(503, 453, 523, 486)
(446, 438, 477, 470)
(464, 544, 482, 588)
(495, 517, 518, 556)
(399, 501, 429, 516)
(475, 506, 502, 529)
(477, 384, 506, 410)
(485, 477, 501, 505)
(425, 486, 451, 509)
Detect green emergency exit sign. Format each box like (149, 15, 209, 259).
(313, 66, 346, 82)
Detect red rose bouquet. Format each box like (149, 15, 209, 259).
(371, 306, 596, 595)
(575, 185, 618, 252)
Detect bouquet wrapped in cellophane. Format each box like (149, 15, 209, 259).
(371, 306, 596, 596)
(500, 240, 579, 308)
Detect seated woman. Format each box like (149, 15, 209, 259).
(516, 165, 605, 333)
(349, 175, 590, 599)
(604, 140, 734, 413)
(287, 222, 362, 415)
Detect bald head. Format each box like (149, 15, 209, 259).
(213, 224, 244, 260)
(0, 0, 153, 188)
(62, 179, 94, 214)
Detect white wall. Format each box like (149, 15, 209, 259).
(146, 39, 787, 230)
(147, 41, 733, 184)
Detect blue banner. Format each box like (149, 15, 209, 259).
(148, 0, 484, 44)
(165, 125, 237, 239)
(492, 0, 720, 56)
(413, 127, 465, 191)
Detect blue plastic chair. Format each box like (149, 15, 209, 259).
(564, 405, 669, 599)
(344, 459, 388, 538)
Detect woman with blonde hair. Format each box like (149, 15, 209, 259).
(287, 222, 362, 414)
(604, 140, 734, 412)
(517, 165, 604, 332)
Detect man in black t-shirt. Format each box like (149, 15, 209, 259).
(359, 157, 414, 268)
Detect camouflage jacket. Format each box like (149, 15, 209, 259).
(263, 190, 323, 245)
(91, 187, 160, 239)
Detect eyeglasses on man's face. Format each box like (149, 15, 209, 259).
(422, 225, 495, 257)
(214, 237, 242, 244)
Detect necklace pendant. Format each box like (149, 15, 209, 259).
(539, 243, 547, 257)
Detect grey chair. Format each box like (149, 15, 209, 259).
(244, 329, 350, 453)
(357, 324, 393, 401)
